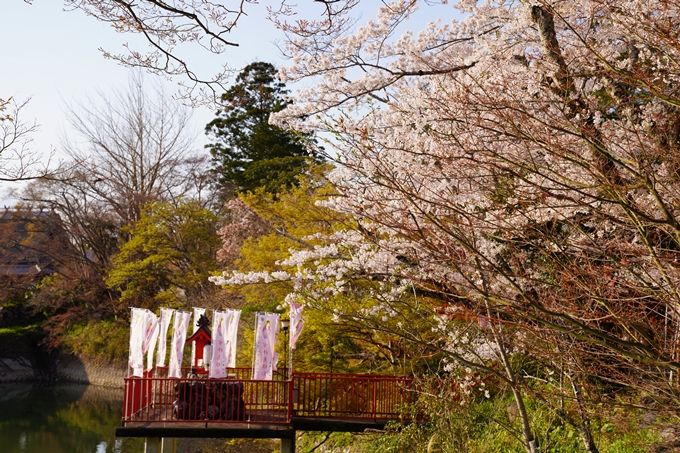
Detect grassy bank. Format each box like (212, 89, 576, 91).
(61, 318, 129, 366)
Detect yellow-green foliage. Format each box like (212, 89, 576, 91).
(230, 168, 427, 374)
(0, 324, 44, 357)
(232, 167, 345, 311)
(359, 383, 662, 453)
(231, 169, 352, 370)
(106, 199, 220, 310)
(62, 318, 129, 365)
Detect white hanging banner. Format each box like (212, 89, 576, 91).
(128, 308, 147, 377)
(252, 312, 280, 380)
(191, 307, 206, 366)
(226, 309, 241, 368)
(168, 311, 191, 378)
(209, 310, 229, 378)
(289, 302, 304, 350)
(156, 308, 174, 367)
(144, 311, 159, 371)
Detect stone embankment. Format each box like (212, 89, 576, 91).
(0, 355, 126, 388)
(0, 357, 34, 382)
(55, 355, 126, 388)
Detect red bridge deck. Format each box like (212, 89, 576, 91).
(116, 368, 417, 438)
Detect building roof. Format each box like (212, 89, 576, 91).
(186, 314, 212, 344)
(0, 208, 69, 277)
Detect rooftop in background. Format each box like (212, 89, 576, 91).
(0, 208, 70, 277)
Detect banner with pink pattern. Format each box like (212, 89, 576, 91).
(168, 311, 191, 378)
(209, 310, 229, 378)
(289, 302, 304, 351)
(128, 308, 146, 377)
(252, 312, 279, 380)
(226, 309, 241, 368)
(155, 308, 174, 367)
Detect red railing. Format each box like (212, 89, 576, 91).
(123, 369, 154, 419)
(292, 372, 416, 419)
(122, 369, 415, 425)
(123, 376, 290, 424)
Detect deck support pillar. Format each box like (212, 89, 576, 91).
(144, 437, 161, 453)
(281, 432, 296, 453)
(162, 438, 177, 453)
(144, 437, 176, 453)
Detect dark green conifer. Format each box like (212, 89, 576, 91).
(205, 62, 318, 194)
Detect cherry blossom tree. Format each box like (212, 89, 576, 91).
(214, 1, 680, 451)
(66, 0, 254, 101)
(72, 0, 680, 450)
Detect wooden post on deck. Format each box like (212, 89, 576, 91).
(281, 433, 296, 453)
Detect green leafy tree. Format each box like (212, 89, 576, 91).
(106, 200, 221, 310)
(205, 62, 318, 194)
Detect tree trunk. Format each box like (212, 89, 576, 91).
(568, 364, 600, 453)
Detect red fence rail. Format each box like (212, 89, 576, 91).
(123, 375, 290, 424)
(292, 372, 415, 419)
(121, 370, 415, 425)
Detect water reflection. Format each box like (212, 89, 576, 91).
(0, 384, 143, 453)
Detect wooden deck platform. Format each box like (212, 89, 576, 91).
(117, 370, 416, 439)
(116, 417, 394, 438)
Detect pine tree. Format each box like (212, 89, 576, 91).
(205, 62, 316, 195)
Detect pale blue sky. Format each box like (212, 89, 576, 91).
(1, 1, 456, 205)
(0, 1, 287, 204)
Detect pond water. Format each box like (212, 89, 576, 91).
(0, 383, 144, 453)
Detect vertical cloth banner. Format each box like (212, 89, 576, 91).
(191, 307, 206, 366)
(128, 308, 147, 377)
(209, 310, 229, 378)
(144, 311, 159, 371)
(168, 311, 191, 378)
(252, 313, 280, 380)
(155, 308, 174, 367)
(289, 302, 304, 350)
(226, 309, 241, 368)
